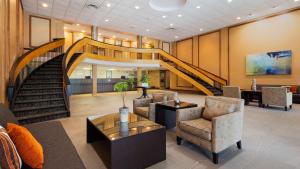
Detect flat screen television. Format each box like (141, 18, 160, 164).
(246, 50, 292, 75)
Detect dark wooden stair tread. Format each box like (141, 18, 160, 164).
(16, 111, 68, 121)
(17, 92, 63, 96)
(13, 104, 65, 112)
(20, 87, 62, 90)
(15, 98, 64, 104)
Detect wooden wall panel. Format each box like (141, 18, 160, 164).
(176, 39, 193, 88)
(198, 31, 220, 76)
(0, 0, 23, 104)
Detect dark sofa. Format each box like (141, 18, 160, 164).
(0, 104, 86, 169)
(257, 84, 300, 104)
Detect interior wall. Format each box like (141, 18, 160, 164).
(0, 0, 24, 104)
(148, 70, 160, 88)
(172, 9, 300, 91)
(23, 11, 64, 48)
(229, 10, 300, 89)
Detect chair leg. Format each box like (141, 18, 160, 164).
(176, 136, 182, 145)
(284, 106, 288, 111)
(237, 140, 242, 149)
(212, 152, 219, 164)
(290, 105, 292, 109)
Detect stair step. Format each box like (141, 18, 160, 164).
(17, 92, 63, 96)
(34, 72, 62, 75)
(13, 104, 65, 112)
(17, 111, 68, 124)
(29, 76, 63, 79)
(21, 87, 62, 90)
(25, 81, 62, 85)
(15, 98, 64, 104)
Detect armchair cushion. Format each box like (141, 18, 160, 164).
(179, 118, 212, 141)
(135, 107, 149, 118)
(203, 99, 236, 121)
(152, 93, 165, 103)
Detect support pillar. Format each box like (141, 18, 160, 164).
(92, 64, 97, 96)
(91, 25, 98, 54)
(137, 35, 143, 59)
(137, 67, 142, 88)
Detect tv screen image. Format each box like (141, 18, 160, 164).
(246, 50, 292, 75)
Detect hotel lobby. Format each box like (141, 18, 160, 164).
(1, 0, 300, 169)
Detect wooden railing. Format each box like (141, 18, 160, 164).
(62, 37, 226, 96)
(7, 38, 65, 101)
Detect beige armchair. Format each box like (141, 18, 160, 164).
(176, 96, 244, 164)
(223, 86, 241, 98)
(262, 87, 293, 111)
(133, 91, 178, 121)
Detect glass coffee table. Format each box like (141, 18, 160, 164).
(87, 113, 166, 169)
(155, 101, 198, 129)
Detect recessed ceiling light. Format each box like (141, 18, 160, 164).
(146, 29, 150, 32)
(272, 5, 279, 9)
(170, 23, 174, 27)
(134, 5, 140, 9)
(228, 0, 233, 3)
(105, 19, 109, 22)
(112, 35, 116, 38)
(236, 16, 241, 20)
(196, 5, 201, 9)
(162, 15, 167, 18)
(175, 36, 179, 39)
(42, 3, 48, 8)
(200, 28, 203, 31)
(64, 27, 68, 29)
(106, 3, 111, 7)
(177, 14, 182, 17)
(295, 0, 299, 2)
(248, 13, 253, 17)
(76, 24, 80, 26)
(81, 30, 86, 33)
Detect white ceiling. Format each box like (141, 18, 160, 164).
(22, 0, 300, 42)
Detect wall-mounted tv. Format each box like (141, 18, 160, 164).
(246, 50, 292, 75)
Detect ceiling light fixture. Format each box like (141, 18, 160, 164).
(105, 19, 109, 22)
(170, 23, 174, 27)
(175, 35, 179, 39)
(196, 5, 201, 9)
(146, 29, 150, 32)
(200, 28, 203, 31)
(177, 14, 182, 17)
(81, 30, 86, 33)
(228, 0, 232, 3)
(135, 5, 140, 9)
(162, 15, 167, 18)
(295, 0, 299, 2)
(236, 16, 241, 20)
(76, 24, 80, 26)
(106, 3, 111, 7)
(42, 3, 48, 8)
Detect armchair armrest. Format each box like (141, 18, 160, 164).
(176, 106, 204, 125)
(133, 98, 152, 113)
(212, 111, 243, 153)
(149, 100, 174, 121)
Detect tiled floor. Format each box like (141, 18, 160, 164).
(60, 90, 300, 169)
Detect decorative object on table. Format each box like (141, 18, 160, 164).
(175, 98, 181, 106)
(251, 78, 257, 91)
(140, 74, 150, 88)
(114, 76, 135, 123)
(246, 50, 292, 75)
(163, 95, 168, 103)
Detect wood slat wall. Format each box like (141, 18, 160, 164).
(0, 0, 24, 104)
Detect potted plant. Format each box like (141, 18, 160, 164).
(140, 74, 150, 88)
(113, 76, 135, 123)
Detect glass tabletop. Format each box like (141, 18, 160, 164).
(87, 113, 163, 141)
(157, 101, 197, 109)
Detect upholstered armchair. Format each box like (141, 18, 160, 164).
(133, 91, 178, 121)
(176, 96, 244, 164)
(262, 87, 293, 111)
(223, 86, 241, 98)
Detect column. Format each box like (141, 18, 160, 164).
(91, 25, 98, 54)
(137, 67, 142, 87)
(137, 35, 143, 59)
(92, 64, 97, 96)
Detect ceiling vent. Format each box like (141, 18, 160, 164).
(86, 4, 99, 10)
(166, 27, 176, 31)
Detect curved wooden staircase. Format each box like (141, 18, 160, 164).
(8, 39, 69, 124)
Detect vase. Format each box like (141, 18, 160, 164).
(120, 122, 129, 137)
(251, 78, 257, 91)
(119, 107, 129, 123)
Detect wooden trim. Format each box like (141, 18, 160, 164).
(228, 26, 230, 85)
(219, 30, 221, 76)
(29, 15, 51, 47)
(175, 38, 194, 88)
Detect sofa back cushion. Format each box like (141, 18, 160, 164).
(0, 104, 18, 128)
(152, 93, 165, 103)
(203, 98, 236, 121)
(0, 126, 22, 169)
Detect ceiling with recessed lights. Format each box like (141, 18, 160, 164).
(21, 0, 300, 42)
